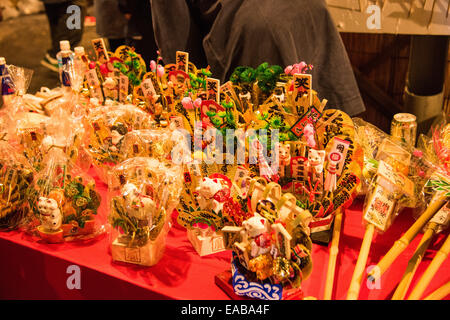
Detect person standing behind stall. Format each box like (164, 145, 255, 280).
(40, 0, 87, 72)
(94, 0, 128, 52)
(117, 0, 158, 64)
(150, 0, 365, 116)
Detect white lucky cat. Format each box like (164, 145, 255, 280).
(307, 149, 325, 175)
(307, 149, 326, 189)
(279, 143, 291, 177)
(122, 183, 156, 222)
(195, 177, 224, 214)
(37, 197, 62, 232)
(242, 216, 273, 258)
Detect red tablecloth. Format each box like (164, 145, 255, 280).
(0, 171, 449, 300)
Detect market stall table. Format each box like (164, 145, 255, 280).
(0, 171, 448, 300)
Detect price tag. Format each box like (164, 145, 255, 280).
(364, 184, 396, 232)
(86, 69, 104, 103)
(430, 202, 450, 226)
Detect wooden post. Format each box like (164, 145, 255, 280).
(408, 233, 450, 300)
(391, 222, 438, 300)
(368, 195, 447, 280)
(347, 223, 376, 300)
(423, 281, 450, 300)
(323, 210, 343, 300)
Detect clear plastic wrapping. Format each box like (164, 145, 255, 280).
(120, 129, 174, 161)
(85, 104, 154, 182)
(2, 64, 34, 116)
(107, 157, 183, 266)
(0, 141, 34, 231)
(24, 148, 103, 243)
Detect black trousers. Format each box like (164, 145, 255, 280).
(44, 0, 87, 57)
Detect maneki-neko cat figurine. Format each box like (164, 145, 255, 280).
(36, 196, 63, 242)
(216, 178, 313, 300)
(108, 157, 182, 266)
(25, 148, 102, 243)
(177, 172, 239, 256)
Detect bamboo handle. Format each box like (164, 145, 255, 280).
(391, 223, 437, 300)
(347, 223, 376, 300)
(323, 211, 343, 300)
(408, 233, 450, 300)
(369, 195, 447, 279)
(423, 281, 450, 300)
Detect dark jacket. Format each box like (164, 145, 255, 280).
(150, 0, 365, 116)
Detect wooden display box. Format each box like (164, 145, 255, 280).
(186, 229, 225, 256)
(111, 235, 166, 267)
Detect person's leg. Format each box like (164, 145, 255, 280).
(46, 0, 86, 56)
(63, 0, 87, 50)
(130, 1, 159, 64)
(150, 0, 208, 66)
(43, 2, 61, 58)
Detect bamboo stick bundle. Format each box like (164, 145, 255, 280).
(408, 233, 450, 299)
(323, 209, 343, 300)
(367, 191, 448, 281)
(423, 281, 450, 300)
(346, 160, 414, 300)
(392, 201, 449, 299)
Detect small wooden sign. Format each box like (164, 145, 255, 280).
(119, 74, 129, 103)
(328, 137, 351, 176)
(429, 202, 450, 226)
(272, 223, 292, 258)
(91, 38, 110, 65)
(141, 78, 157, 99)
(176, 51, 189, 73)
(221, 226, 243, 249)
(364, 184, 396, 232)
(85, 69, 104, 103)
(293, 74, 312, 107)
(206, 78, 220, 103)
(377, 160, 414, 197)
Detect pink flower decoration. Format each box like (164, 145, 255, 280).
(413, 149, 423, 158)
(285, 61, 312, 75)
(194, 98, 202, 108)
(182, 97, 194, 110)
(303, 123, 316, 148)
(150, 60, 157, 72)
(284, 65, 293, 75)
(157, 65, 165, 77)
